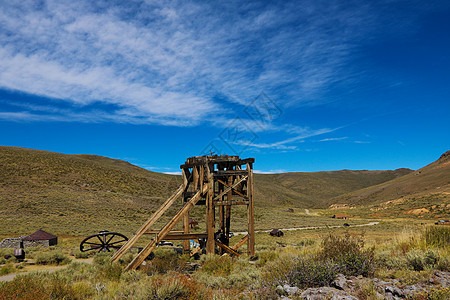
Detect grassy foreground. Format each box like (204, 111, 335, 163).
(1, 221, 449, 299)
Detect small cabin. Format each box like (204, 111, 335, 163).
(332, 214, 352, 220)
(22, 230, 58, 247)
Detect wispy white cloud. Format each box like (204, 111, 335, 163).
(0, 0, 402, 126)
(319, 137, 348, 142)
(227, 126, 340, 150)
(254, 169, 288, 174)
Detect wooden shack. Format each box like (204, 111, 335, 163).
(22, 230, 57, 247)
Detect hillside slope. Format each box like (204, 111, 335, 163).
(330, 151, 450, 218)
(0, 146, 181, 236)
(254, 168, 412, 208)
(0, 146, 414, 235)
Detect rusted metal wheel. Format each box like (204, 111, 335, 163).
(80, 230, 128, 252)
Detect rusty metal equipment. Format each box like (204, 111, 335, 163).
(80, 230, 128, 253)
(111, 155, 255, 271)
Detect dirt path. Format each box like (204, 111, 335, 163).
(235, 221, 379, 235)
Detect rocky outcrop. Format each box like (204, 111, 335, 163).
(276, 271, 450, 299)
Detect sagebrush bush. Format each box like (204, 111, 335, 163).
(375, 250, 407, 270)
(141, 249, 189, 275)
(72, 249, 91, 259)
(0, 275, 48, 299)
(319, 232, 375, 276)
(424, 249, 440, 266)
(93, 251, 113, 266)
(437, 254, 450, 271)
(200, 255, 234, 277)
(291, 258, 339, 288)
(35, 251, 71, 265)
(0, 264, 16, 276)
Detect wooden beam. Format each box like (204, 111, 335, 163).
(112, 184, 185, 262)
(206, 163, 215, 254)
(190, 246, 202, 257)
(215, 200, 249, 206)
(232, 235, 248, 251)
(214, 170, 248, 177)
(125, 185, 206, 270)
(212, 175, 248, 202)
(183, 211, 190, 253)
(145, 230, 184, 234)
(247, 162, 255, 256)
(215, 240, 240, 256)
(156, 233, 208, 240)
(225, 175, 232, 245)
(216, 179, 247, 199)
(193, 166, 199, 190)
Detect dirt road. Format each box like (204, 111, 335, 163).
(235, 221, 379, 235)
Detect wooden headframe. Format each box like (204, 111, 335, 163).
(112, 155, 255, 271)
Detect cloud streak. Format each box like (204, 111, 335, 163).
(0, 0, 402, 126)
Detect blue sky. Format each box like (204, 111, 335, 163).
(0, 0, 449, 174)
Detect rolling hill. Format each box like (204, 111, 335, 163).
(0, 146, 416, 236)
(330, 151, 450, 218)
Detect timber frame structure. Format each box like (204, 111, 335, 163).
(112, 155, 255, 271)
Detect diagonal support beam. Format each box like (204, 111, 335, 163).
(112, 184, 185, 262)
(215, 240, 240, 256)
(217, 179, 247, 199)
(125, 184, 207, 271)
(212, 175, 248, 202)
(232, 235, 249, 251)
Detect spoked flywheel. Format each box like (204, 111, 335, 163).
(80, 230, 128, 252)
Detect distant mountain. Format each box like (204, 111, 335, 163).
(329, 151, 450, 217)
(254, 168, 413, 208)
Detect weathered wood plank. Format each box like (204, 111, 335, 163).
(232, 235, 248, 251)
(247, 162, 255, 256)
(206, 163, 215, 254)
(215, 200, 249, 206)
(212, 176, 248, 201)
(215, 240, 240, 256)
(125, 185, 206, 271)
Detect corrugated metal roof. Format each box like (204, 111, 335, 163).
(22, 230, 57, 241)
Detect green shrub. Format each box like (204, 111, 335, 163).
(424, 249, 440, 266)
(291, 258, 338, 288)
(424, 226, 450, 247)
(406, 249, 425, 271)
(200, 255, 234, 277)
(0, 275, 48, 299)
(0, 264, 16, 276)
(98, 262, 123, 281)
(35, 251, 71, 265)
(436, 255, 450, 271)
(93, 251, 113, 266)
(375, 250, 407, 270)
(72, 249, 91, 259)
(319, 232, 375, 276)
(141, 249, 189, 275)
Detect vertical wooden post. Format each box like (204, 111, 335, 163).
(225, 173, 233, 246)
(193, 166, 199, 190)
(247, 162, 255, 256)
(182, 168, 190, 253)
(206, 162, 215, 254)
(218, 168, 225, 254)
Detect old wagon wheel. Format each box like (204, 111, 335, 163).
(80, 230, 128, 252)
